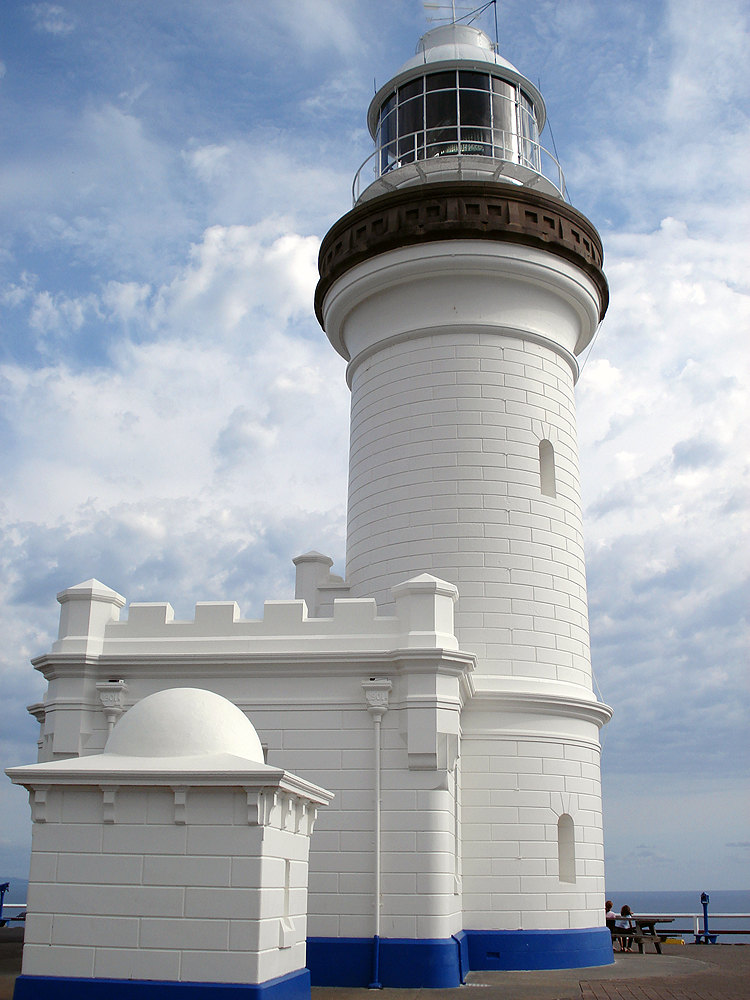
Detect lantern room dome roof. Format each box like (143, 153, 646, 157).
(104, 687, 264, 762)
(402, 24, 518, 74)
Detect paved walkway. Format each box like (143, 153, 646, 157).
(1, 931, 748, 1000)
(314, 947, 750, 1000)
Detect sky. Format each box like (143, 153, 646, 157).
(0, 0, 748, 896)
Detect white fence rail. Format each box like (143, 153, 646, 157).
(0, 903, 25, 924)
(645, 912, 750, 940)
(352, 127, 567, 204)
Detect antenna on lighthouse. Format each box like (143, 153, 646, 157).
(423, 0, 499, 49)
(423, 1, 472, 26)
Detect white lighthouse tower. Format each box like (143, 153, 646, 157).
(315, 20, 612, 974)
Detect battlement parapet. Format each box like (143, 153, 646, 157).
(47, 574, 459, 658)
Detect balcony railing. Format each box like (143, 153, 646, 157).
(353, 127, 567, 204)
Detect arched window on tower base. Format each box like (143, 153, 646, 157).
(558, 813, 576, 883)
(539, 439, 557, 498)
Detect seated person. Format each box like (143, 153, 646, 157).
(615, 905, 635, 952)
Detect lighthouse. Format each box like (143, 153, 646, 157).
(315, 19, 613, 975)
(12, 18, 615, 996)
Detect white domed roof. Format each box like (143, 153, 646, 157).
(104, 687, 264, 762)
(399, 24, 520, 75)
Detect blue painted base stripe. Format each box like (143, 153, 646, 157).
(307, 927, 613, 986)
(13, 968, 310, 1000)
(306, 936, 461, 988)
(453, 930, 470, 982)
(379, 937, 461, 988)
(464, 927, 615, 971)
(306, 938, 371, 988)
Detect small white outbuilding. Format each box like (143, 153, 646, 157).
(7, 687, 333, 1000)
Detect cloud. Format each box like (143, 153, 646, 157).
(0, 215, 350, 651)
(252, 0, 364, 60)
(179, 134, 357, 235)
(555, 1, 750, 231)
(0, 103, 194, 291)
(30, 3, 75, 36)
(1, 224, 348, 521)
(671, 437, 724, 471)
(151, 222, 320, 336)
(29, 288, 102, 337)
(577, 194, 750, 791)
(301, 69, 371, 120)
(0, 217, 350, 883)
(184, 144, 231, 183)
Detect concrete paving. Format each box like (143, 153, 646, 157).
(1, 930, 748, 1000)
(313, 946, 750, 1000)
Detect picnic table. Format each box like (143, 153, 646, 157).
(607, 915, 674, 954)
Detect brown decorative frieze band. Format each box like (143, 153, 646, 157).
(315, 182, 608, 325)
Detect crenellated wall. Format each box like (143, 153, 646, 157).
(28, 572, 474, 977)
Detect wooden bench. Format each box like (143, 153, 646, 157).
(608, 917, 670, 954)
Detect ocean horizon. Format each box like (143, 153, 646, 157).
(608, 889, 750, 911)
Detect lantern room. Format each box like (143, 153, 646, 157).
(354, 23, 566, 203)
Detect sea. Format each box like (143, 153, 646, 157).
(609, 890, 750, 944)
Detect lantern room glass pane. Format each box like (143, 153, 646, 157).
(398, 78, 423, 103)
(378, 94, 397, 173)
(492, 94, 515, 158)
(459, 80, 491, 128)
(426, 70, 456, 91)
(491, 77, 513, 96)
(398, 94, 423, 162)
(518, 90, 539, 169)
(380, 95, 396, 145)
(426, 77, 458, 157)
(459, 70, 489, 91)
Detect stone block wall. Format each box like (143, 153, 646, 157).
(345, 326, 591, 689)
(19, 783, 316, 986)
(460, 714, 606, 931)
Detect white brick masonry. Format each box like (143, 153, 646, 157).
(320, 240, 599, 689)
(319, 234, 611, 933)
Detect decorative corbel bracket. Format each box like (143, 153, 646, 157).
(96, 680, 128, 734)
(172, 786, 188, 825)
(362, 678, 392, 719)
(101, 786, 118, 824)
(31, 785, 51, 824)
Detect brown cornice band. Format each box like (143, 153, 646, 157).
(315, 181, 608, 326)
